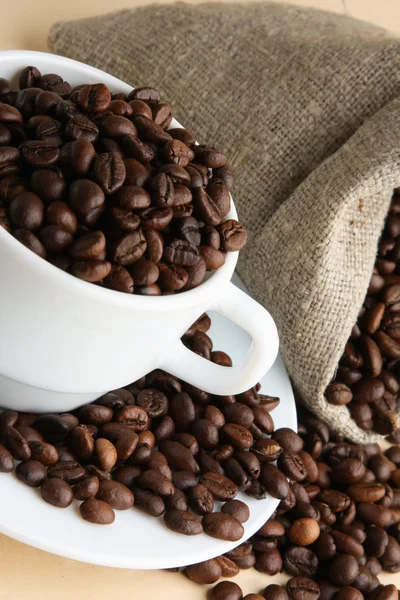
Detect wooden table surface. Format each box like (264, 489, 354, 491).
(0, 0, 399, 597)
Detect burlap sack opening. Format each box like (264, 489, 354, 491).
(49, 3, 400, 441)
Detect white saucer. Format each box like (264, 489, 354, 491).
(0, 275, 296, 569)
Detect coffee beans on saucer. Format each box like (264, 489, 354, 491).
(0, 66, 247, 295)
(0, 312, 282, 543)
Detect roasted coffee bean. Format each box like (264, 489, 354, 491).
(59, 139, 95, 177)
(192, 419, 219, 450)
(48, 461, 85, 484)
(79, 405, 113, 426)
(73, 475, 100, 500)
(201, 471, 238, 500)
(172, 470, 197, 490)
(21, 140, 59, 167)
(317, 489, 351, 512)
(69, 179, 105, 217)
(364, 526, 389, 557)
(65, 115, 99, 142)
(70, 424, 95, 460)
(19, 66, 41, 89)
(204, 406, 226, 429)
(202, 511, 244, 542)
(164, 509, 203, 535)
(136, 469, 174, 496)
(222, 423, 253, 450)
(193, 187, 221, 226)
(16, 459, 47, 487)
(278, 451, 307, 482)
(104, 265, 134, 294)
(254, 548, 283, 575)
(209, 581, 243, 600)
(224, 458, 251, 489)
(312, 531, 336, 560)
(0, 443, 14, 472)
(188, 483, 214, 515)
(152, 415, 175, 442)
(133, 115, 171, 145)
(286, 578, 320, 600)
(174, 433, 199, 455)
(95, 438, 117, 471)
(283, 547, 318, 578)
(263, 586, 289, 600)
(221, 499, 249, 523)
(165, 488, 188, 511)
(77, 83, 111, 115)
(96, 479, 134, 509)
(131, 486, 165, 516)
(272, 428, 303, 452)
(252, 438, 282, 463)
(194, 145, 227, 168)
(185, 559, 222, 584)
(347, 482, 386, 503)
(287, 518, 320, 546)
(9, 192, 44, 231)
(41, 477, 74, 508)
(159, 440, 199, 473)
(328, 554, 359, 586)
(80, 498, 115, 524)
(94, 152, 126, 194)
(259, 464, 290, 499)
(331, 530, 364, 557)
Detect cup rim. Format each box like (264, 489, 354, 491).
(0, 50, 239, 310)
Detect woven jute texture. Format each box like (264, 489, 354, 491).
(49, 3, 400, 441)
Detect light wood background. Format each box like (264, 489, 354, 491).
(0, 0, 399, 597)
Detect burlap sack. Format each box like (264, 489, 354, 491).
(49, 3, 400, 442)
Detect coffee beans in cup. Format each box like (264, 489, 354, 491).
(0, 66, 247, 295)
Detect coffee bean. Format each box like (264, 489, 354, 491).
(328, 554, 359, 586)
(0, 443, 14, 472)
(201, 471, 238, 500)
(172, 470, 197, 491)
(283, 547, 318, 578)
(80, 405, 113, 426)
(136, 388, 168, 419)
(159, 440, 199, 473)
(74, 475, 100, 500)
(317, 489, 351, 512)
(59, 140, 95, 177)
(287, 518, 320, 546)
(278, 451, 307, 482)
(133, 115, 171, 145)
(185, 559, 222, 584)
(286, 577, 320, 600)
(202, 511, 244, 541)
(80, 498, 115, 524)
(77, 84, 111, 115)
(41, 477, 74, 508)
(189, 483, 214, 515)
(48, 461, 85, 484)
(209, 581, 243, 600)
(259, 464, 290, 499)
(164, 509, 203, 535)
(331, 531, 364, 558)
(272, 428, 304, 452)
(221, 499, 249, 523)
(96, 479, 134, 510)
(16, 459, 47, 487)
(193, 187, 221, 226)
(19, 66, 41, 89)
(68, 425, 94, 460)
(95, 438, 117, 471)
(193, 145, 227, 168)
(347, 482, 386, 503)
(263, 586, 289, 600)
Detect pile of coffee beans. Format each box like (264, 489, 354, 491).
(0, 66, 247, 294)
(326, 189, 400, 436)
(182, 407, 400, 599)
(0, 312, 283, 538)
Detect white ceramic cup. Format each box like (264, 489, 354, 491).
(0, 50, 279, 413)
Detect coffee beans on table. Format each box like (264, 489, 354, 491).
(0, 66, 247, 295)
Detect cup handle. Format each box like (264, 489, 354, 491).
(161, 281, 279, 395)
